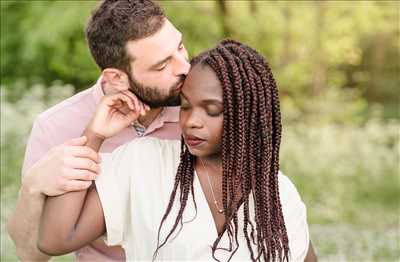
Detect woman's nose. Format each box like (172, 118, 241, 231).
(185, 111, 203, 129)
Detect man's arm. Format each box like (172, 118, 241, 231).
(7, 136, 100, 261)
(7, 185, 49, 261)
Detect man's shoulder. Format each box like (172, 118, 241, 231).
(36, 85, 97, 125)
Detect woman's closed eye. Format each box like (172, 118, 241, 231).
(206, 105, 223, 117)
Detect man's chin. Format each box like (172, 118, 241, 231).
(146, 96, 180, 108)
(162, 97, 180, 107)
(161, 89, 181, 107)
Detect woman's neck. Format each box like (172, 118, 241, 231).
(197, 154, 222, 177)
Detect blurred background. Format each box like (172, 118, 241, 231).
(1, 0, 399, 261)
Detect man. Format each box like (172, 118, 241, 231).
(7, 0, 190, 261)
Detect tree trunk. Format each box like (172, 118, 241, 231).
(280, 4, 292, 67)
(216, 0, 232, 37)
(312, 1, 327, 95)
(249, 0, 257, 15)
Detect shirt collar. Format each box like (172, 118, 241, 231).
(91, 76, 105, 106)
(143, 106, 179, 135)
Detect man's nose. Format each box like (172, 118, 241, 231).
(175, 53, 191, 76)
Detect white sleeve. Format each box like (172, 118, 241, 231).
(279, 173, 310, 262)
(95, 144, 132, 246)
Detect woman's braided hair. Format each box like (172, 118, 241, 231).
(153, 39, 289, 262)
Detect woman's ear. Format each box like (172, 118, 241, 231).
(102, 68, 130, 93)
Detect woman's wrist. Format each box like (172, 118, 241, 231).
(82, 128, 105, 151)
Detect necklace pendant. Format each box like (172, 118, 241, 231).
(218, 209, 224, 214)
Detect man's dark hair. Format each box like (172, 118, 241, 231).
(85, 0, 165, 72)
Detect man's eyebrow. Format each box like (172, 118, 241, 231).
(150, 37, 183, 70)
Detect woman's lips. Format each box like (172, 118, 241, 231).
(184, 135, 206, 147)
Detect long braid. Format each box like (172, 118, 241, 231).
(229, 43, 274, 260)
(247, 48, 288, 260)
(154, 39, 289, 262)
(206, 56, 236, 254)
(153, 138, 195, 260)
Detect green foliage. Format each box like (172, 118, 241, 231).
(1, 1, 99, 90)
(162, 1, 223, 57)
(1, 1, 399, 111)
(223, 1, 399, 106)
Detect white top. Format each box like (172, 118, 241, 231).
(96, 137, 309, 261)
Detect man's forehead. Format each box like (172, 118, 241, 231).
(125, 20, 182, 65)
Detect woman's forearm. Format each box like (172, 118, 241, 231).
(37, 130, 106, 255)
(38, 188, 92, 255)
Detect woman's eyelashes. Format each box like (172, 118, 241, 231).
(205, 105, 223, 117)
(180, 101, 222, 117)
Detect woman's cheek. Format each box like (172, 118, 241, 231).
(179, 111, 188, 129)
(210, 116, 223, 144)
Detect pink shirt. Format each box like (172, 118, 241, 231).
(22, 77, 181, 261)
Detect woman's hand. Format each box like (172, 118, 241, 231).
(87, 91, 149, 139)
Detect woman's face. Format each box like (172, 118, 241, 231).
(179, 63, 223, 158)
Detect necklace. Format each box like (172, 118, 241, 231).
(199, 158, 224, 214)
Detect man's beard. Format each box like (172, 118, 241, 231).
(127, 74, 184, 108)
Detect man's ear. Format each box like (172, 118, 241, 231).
(102, 68, 130, 93)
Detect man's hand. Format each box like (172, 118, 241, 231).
(87, 91, 149, 139)
(8, 136, 101, 261)
(23, 136, 101, 196)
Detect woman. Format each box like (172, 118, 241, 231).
(38, 39, 314, 261)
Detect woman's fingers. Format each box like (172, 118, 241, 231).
(102, 92, 150, 119)
(112, 94, 134, 111)
(122, 91, 150, 115)
(127, 92, 141, 112)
